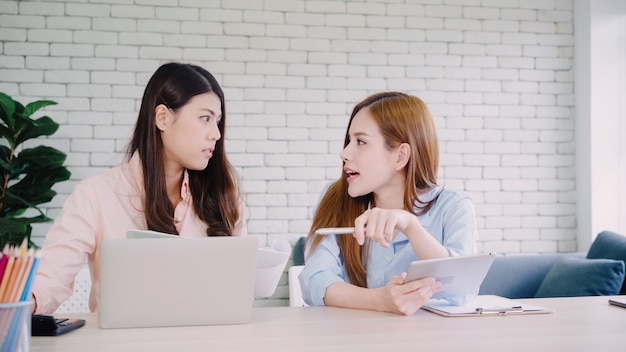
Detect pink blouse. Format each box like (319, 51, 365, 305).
(32, 153, 247, 314)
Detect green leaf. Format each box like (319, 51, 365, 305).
(1, 191, 38, 218)
(0, 125, 13, 144)
(15, 146, 68, 175)
(8, 167, 70, 204)
(14, 116, 60, 145)
(9, 112, 35, 149)
(3, 165, 70, 217)
(0, 217, 40, 248)
(19, 188, 57, 208)
(0, 145, 11, 171)
(0, 92, 16, 130)
(0, 93, 63, 248)
(10, 165, 70, 189)
(23, 100, 57, 118)
(0, 218, 29, 232)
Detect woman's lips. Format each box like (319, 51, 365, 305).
(344, 167, 360, 182)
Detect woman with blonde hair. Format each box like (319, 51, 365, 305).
(300, 92, 477, 315)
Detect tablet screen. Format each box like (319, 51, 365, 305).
(405, 254, 495, 300)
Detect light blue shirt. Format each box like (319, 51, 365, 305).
(300, 186, 478, 307)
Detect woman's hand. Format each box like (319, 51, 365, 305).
(353, 208, 417, 247)
(378, 273, 442, 315)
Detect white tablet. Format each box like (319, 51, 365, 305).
(405, 254, 496, 300)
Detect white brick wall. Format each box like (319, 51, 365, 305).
(1, 0, 576, 306)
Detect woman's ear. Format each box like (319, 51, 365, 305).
(395, 143, 411, 171)
(154, 104, 170, 132)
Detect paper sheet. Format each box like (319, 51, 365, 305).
(254, 238, 291, 298)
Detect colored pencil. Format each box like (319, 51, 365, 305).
(0, 248, 18, 302)
(0, 241, 41, 352)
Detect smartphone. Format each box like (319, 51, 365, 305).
(31, 315, 86, 336)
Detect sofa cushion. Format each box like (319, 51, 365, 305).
(479, 254, 583, 299)
(292, 237, 306, 266)
(586, 231, 626, 295)
(534, 257, 625, 298)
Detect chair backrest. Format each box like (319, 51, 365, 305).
(288, 265, 308, 307)
(54, 263, 92, 314)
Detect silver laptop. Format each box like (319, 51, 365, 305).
(99, 235, 258, 329)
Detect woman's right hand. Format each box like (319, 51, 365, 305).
(378, 273, 442, 315)
(31, 293, 37, 313)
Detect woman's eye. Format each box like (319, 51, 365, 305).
(357, 139, 365, 145)
(201, 115, 222, 125)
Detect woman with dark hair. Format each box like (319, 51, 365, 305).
(32, 62, 246, 314)
(300, 92, 477, 315)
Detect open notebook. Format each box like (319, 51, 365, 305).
(99, 234, 258, 328)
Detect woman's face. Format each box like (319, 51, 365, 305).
(157, 92, 222, 174)
(340, 108, 404, 199)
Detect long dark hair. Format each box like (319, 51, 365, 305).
(128, 62, 241, 236)
(307, 92, 440, 286)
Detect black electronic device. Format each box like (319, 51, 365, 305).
(31, 315, 85, 336)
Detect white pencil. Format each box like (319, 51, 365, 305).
(314, 227, 356, 235)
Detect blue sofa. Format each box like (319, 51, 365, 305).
(292, 231, 626, 299)
(480, 230, 626, 298)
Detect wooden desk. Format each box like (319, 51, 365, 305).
(32, 296, 624, 352)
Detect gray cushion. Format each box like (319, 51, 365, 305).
(534, 257, 625, 298)
(586, 231, 626, 295)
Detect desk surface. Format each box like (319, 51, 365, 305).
(33, 296, 624, 352)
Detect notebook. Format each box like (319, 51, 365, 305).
(99, 235, 258, 329)
(405, 254, 496, 300)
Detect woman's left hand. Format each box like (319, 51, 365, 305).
(353, 208, 417, 248)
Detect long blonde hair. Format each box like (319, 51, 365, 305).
(306, 92, 440, 287)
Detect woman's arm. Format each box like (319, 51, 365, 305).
(301, 234, 442, 315)
(353, 208, 450, 259)
(32, 182, 99, 314)
(352, 192, 478, 259)
(324, 274, 442, 315)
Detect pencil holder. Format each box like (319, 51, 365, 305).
(0, 300, 34, 352)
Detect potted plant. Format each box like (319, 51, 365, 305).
(0, 92, 71, 248)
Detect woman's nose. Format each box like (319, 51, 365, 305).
(208, 121, 221, 141)
(340, 145, 350, 161)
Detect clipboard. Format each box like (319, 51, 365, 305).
(422, 295, 554, 317)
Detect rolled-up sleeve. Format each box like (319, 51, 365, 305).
(299, 235, 347, 306)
